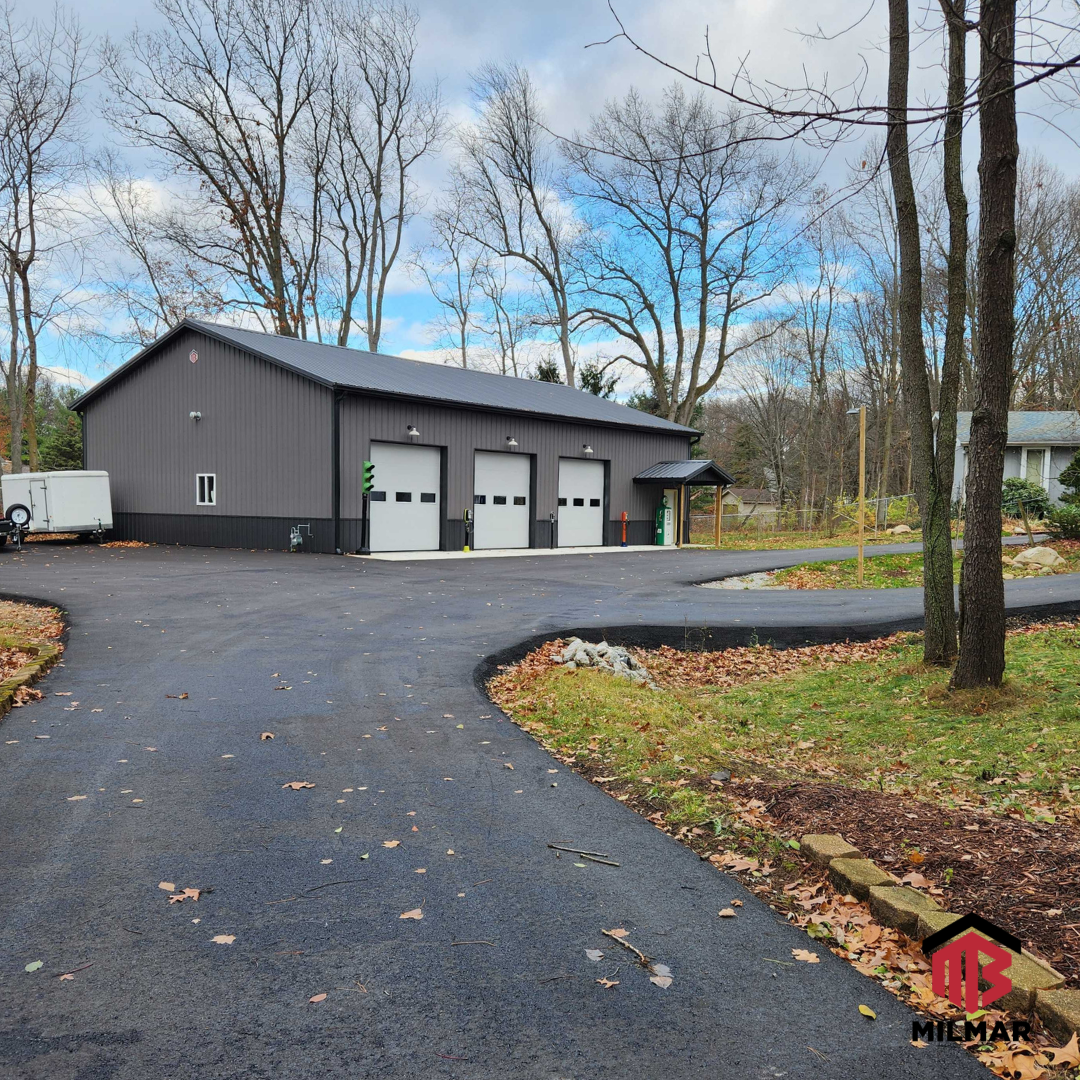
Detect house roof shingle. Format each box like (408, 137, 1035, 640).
(956, 411, 1080, 446)
(73, 319, 699, 436)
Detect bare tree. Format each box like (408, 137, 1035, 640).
(88, 151, 226, 345)
(953, 0, 1019, 688)
(102, 0, 328, 337)
(411, 185, 485, 367)
(321, 0, 442, 349)
(455, 63, 582, 386)
(569, 86, 803, 427)
(0, 6, 88, 471)
(476, 261, 531, 376)
(885, 0, 965, 665)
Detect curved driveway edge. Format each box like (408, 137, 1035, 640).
(2, 541, 1074, 1079)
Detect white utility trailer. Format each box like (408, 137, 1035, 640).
(1, 471, 113, 542)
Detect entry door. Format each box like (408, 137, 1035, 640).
(473, 451, 530, 549)
(558, 459, 604, 547)
(368, 443, 441, 552)
(29, 479, 51, 531)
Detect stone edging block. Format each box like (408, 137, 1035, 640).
(0, 643, 62, 722)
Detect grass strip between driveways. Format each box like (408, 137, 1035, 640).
(772, 540, 1080, 589)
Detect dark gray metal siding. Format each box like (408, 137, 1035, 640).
(82, 329, 691, 553)
(338, 394, 691, 548)
(83, 329, 334, 521)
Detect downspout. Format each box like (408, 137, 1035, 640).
(333, 389, 343, 554)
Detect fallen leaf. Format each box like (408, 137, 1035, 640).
(718, 908, 737, 918)
(159, 881, 177, 892)
(320, 859, 333, 865)
(211, 934, 235, 944)
(907, 851, 925, 865)
(383, 840, 400, 848)
(282, 782, 315, 790)
(911, 1039, 927, 1048)
(596, 978, 619, 988)
(66, 795, 87, 801)
(605, 928, 630, 939)
(58, 973, 75, 981)
(414, 868, 426, 874)
(792, 950, 820, 964)
(585, 949, 604, 962)
(399, 908, 423, 920)
(503, 762, 514, 770)
(260, 732, 274, 740)
(179, 692, 189, 700)
(649, 975, 673, 989)
(731, 900, 743, 907)
(1046, 1034, 1080, 1068)
(24, 960, 43, 972)
(858, 1005, 876, 1019)
(996, 1049, 1047, 1080)
(900, 872, 931, 888)
(309, 993, 327, 1004)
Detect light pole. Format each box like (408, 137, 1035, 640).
(847, 406, 866, 586)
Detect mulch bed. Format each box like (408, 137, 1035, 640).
(738, 777, 1080, 983)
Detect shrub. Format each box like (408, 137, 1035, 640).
(1048, 504, 1080, 540)
(1002, 477, 1051, 519)
(1058, 448, 1080, 506)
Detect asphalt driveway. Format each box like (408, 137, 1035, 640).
(1, 541, 1077, 1079)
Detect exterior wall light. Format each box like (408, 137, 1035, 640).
(407, 425, 420, 440)
(582, 444, 594, 455)
(189, 411, 202, 421)
(506, 436, 518, 448)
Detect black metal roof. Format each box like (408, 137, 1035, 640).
(634, 460, 735, 485)
(73, 318, 699, 436)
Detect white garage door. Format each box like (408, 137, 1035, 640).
(368, 443, 441, 552)
(473, 451, 530, 549)
(558, 458, 604, 547)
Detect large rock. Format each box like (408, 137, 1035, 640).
(1013, 546, 1066, 568)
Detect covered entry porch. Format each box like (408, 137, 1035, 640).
(634, 460, 735, 546)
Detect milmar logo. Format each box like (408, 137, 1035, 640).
(925, 912, 1018, 1011)
(914, 913, 1030, 1044)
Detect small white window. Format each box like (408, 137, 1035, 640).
(196, 473, 216, 506)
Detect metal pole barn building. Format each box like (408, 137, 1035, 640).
(72, 320, 733, 554)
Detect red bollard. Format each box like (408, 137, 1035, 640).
(621, 511, 628, 547)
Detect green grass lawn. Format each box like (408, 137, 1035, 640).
(688, 529, 921, 551)
(491, 626, 1080, 824)
(771, 540, 1080, 589)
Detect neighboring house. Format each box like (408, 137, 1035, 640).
(953, 411, 1080, 506)
(721, 486, 780, 521)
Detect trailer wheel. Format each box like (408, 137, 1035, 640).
(6, 504, 31, 527)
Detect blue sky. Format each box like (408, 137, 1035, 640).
(29, 0, 1080, 390)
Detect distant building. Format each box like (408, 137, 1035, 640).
(721, 486, 780, 521)
(953, 411, 1080, 506)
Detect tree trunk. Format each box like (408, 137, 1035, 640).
(932, 0, 968, 654)
(952, 0, 1017, 688)
(886, 0, 957, 664)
